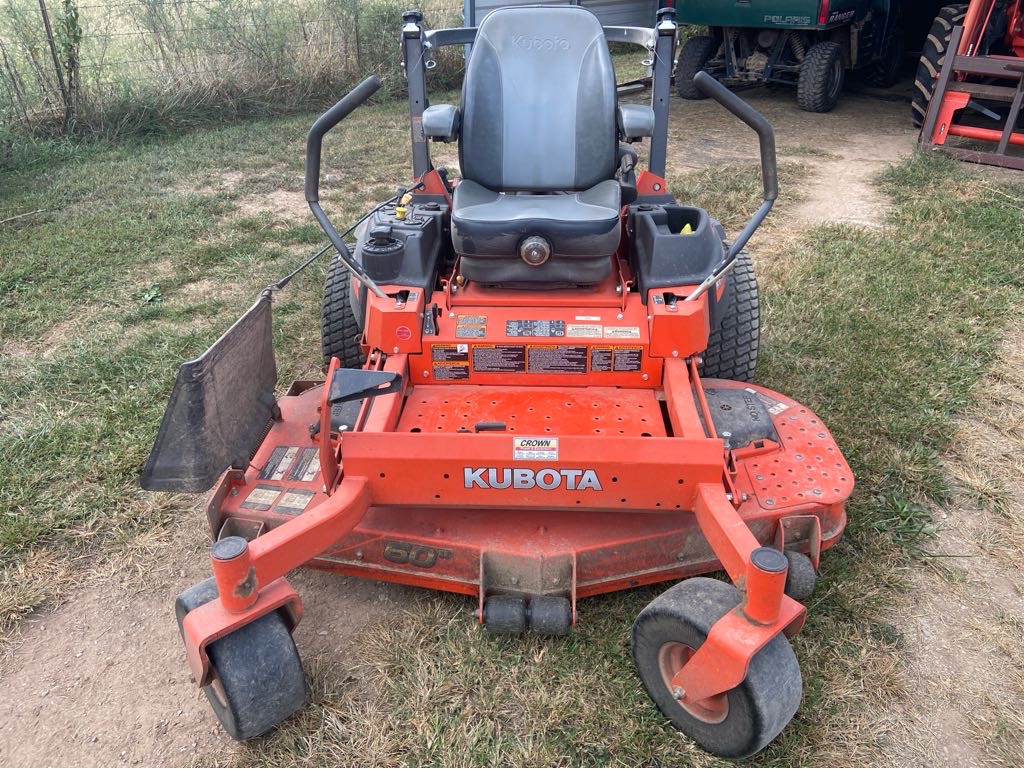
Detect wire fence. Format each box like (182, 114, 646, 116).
(0, 0, 466, 139)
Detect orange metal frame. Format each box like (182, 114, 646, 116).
(180, 168, 854, 716)
(924, 0, 1024, 162)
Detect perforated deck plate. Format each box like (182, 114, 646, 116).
(395, 385, 668, 437)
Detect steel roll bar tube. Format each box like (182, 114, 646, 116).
(686, 71, 779, 302)
(305, 75, 389, 299)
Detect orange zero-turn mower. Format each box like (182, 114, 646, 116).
(141, 5, 852, 759)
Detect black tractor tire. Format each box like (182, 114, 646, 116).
(676, 36, 718, 100)
(797, 41, 845, 113)
(699, 251, 759, 383)
(174, 578, 307, 741)
(321, 255, 365, 369)
(783, 550, 817, 602)
(483, 595, 528, 634)
(911, 5, 968, 127)
(632, 577, 803, 758)
(865, 26, 905, 88)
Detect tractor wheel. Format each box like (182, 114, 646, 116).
(783, 550, 817, 602)
(174, 578, 307, 740)
(797, 41, 845, 113)
(699, 251, 759, 382)
(322, 255, 365, 368)
(865, 26, 905, 88)
(631, 577, 802, 759)
(676, 36, 718, 100)
(911, 4, 968, 127)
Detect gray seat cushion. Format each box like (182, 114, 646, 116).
(453, 179, 621, 285)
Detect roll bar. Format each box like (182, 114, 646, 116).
(304, 75, 389, 299)
(685, 71, 778, 302)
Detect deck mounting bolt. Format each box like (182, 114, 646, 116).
(641, 373, 649, 381)
(672, 350, 678, 357)
(616, 313, 624, 320)
(355, 550, 364, 560)
(449, 312, 456, 318)
(423, 370, 430, 378)
(672, 687, 684, 699)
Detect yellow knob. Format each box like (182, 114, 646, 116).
(395, 206, 407, 221)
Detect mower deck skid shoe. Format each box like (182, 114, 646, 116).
(148, 4, 853, 759)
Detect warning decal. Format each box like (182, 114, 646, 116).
(527, 345, 587, 374)
(591, 346, 643, 373)
(473, 345, 526, 373)
(603, 326, 641, 339)
(288, 447, 320, 482)
(434, 363, 470, 380)
(259, 446, 297, 480)
(274, 488, 315, 515)
(240, 484, 282, 511)
(513, 436, 559, 461)
(433, 344, 469, 362)
(567, 323, 603, 338)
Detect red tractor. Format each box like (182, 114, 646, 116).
(914, 0, 1024, 167)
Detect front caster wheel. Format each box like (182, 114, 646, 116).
(175, 579, 307, 740)
(783, 550, 817, 602)
(631, 577, 802, 758)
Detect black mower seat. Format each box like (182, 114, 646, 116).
(449, 5, 620, 286)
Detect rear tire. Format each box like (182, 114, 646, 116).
(632, 578, 802, 758)
(911, 5, 968, 127)
(797, 41, 845, 112)
(676, 36, 718, 100)
(699, 251, 759, 382)
(322, 255, 365, 368)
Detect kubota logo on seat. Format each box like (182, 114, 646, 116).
(464, 467, 602, 490)
(512, 34, 571, 51)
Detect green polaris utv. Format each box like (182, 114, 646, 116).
(674, 1, 937, 112)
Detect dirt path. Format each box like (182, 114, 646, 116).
(0, 513, 413, 767)
(2, 85, 996, 768)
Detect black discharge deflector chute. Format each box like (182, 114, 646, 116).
(140, 292, 277, 492)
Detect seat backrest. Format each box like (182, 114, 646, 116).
(460, 5, 618, 192)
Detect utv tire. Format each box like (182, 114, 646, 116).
(699, 251, 759, 382)
(174, 578, 307, 741)
(797, 41, 845, 113)
(865, 26, 905, 88)
(322, 255, 365, 368)
(632, 577, 802, 758)
(911, 5, 968, 127)
(676, 36, 718, 100)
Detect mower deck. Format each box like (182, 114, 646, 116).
(206, 373, 850, 605)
